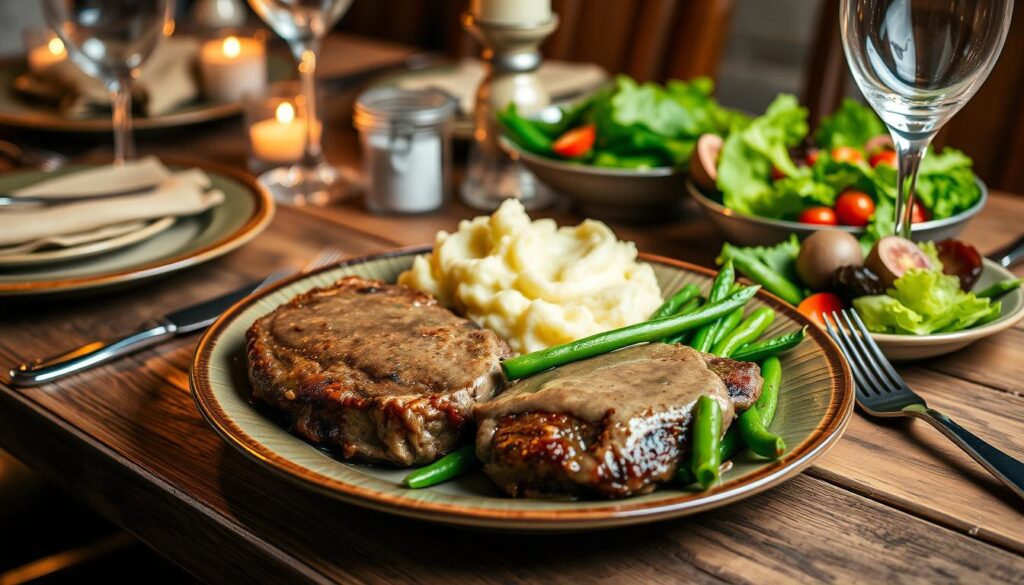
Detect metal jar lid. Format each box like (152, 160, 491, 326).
(353, 87, 457, 131)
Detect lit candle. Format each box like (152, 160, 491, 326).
(27, 36, 66, 75)
(250, 102, 307, 165)
(470, 0, 551, 23)
(199, 35, 267, 103)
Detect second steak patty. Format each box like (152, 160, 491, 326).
(475, 344, 763, 498)
(246, 276, 512, 466)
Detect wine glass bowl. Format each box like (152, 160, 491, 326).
(840, 0, 1013, 237)
(42, 0, 174, 163)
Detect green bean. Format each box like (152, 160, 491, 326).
(403, 445, 479, 489)
(713, 307, 776, 358)
(502, 285, 761, 379)
(718, 245, 804, 305)
(729, 327, 807, 362)
(691, 395, 722, 488)
(690, 262, 736, 351)
(663, 297, 704, 344)
(650, 284, 701, 320)
(757, 356, 782, 427)
(592, 151, 665, 169)
(710, 308, 745, 346)
(677, 422, 743, 485)
(496, 106, 552, 154)
(737, 405, 785, 458)
(976, 278, 1022, 299)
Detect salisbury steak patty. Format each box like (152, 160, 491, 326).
(246, 276, 512, 466)
(475, 344, 762, 498)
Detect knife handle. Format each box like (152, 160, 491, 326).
(8, 319, 177, 388)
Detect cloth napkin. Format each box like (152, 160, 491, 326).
(15, 37, 201, 118)
(396, 58, 608, 114)
(0, 156, 224, 249)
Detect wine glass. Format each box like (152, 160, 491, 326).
(42, 0, 175, 164)
(248, 0, 355, 206)
(840, 0, 1013, 238)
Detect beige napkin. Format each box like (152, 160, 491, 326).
(0, 156, 224, 248)
(16, 37, 201, 118)
(396, 58, 608, 114)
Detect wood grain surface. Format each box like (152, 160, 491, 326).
(1, 34, 1023, 585)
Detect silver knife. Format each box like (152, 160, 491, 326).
(7, 270, 291, 388)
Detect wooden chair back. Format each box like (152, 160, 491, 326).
(337, 0, 736, 82)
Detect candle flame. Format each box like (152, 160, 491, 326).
(222, 36, 241, 59)
(275, 102, 295, 124)
(47, 37, 65, 56)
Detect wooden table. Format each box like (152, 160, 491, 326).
(2, 36, 1023, 584)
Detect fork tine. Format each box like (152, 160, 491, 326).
(836, 310, 896, 396)
(839, 310, 901, 394)
(848, 309, 907, 390)
(823, 312, 880, 398)
(304, 247, 344, 272)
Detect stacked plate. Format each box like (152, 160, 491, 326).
(0, 159, 274, 298)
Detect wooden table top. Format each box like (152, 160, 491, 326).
(1, 35, 1023, 584)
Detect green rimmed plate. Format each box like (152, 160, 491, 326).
(190, 249, 854, 531)
(0, 159, 274, 297)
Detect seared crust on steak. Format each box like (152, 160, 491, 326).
(246, 276, 512, 466)
(475, 344, 762, 498)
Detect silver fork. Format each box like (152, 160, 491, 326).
(823, 309, 1024, 501)
(0, 139, 68, 173)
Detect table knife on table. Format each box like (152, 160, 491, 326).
(7, 270, 290, 388)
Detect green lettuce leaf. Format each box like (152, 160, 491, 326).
(853, 269, 1001, 334)
(814, 98, 886, 150)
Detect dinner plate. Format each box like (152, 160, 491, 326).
(0, 159, 274, 297)
(0, 57, 291, 133)
(0, 216, 176, 268)
(191, 248, 854, 531)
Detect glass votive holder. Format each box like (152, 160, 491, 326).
(245, 81, 308, 174)
(22, 27, 67, 76)
(353, 87, 457, 214)
(198, 33, 267, 104)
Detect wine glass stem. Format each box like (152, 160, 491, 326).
(109, 75, 136, 165)
(891, 133, 931, 239)
(291, 40, 324, 165)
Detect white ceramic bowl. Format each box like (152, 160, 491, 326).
(686, 178, 988, 246)
(871, 258, 1023, 361)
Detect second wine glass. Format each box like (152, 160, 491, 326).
(248, 0, 354, 206)
(840, 0, 1013, 238)
(42, 0, 174, 164)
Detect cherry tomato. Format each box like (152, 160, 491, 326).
(909, 198, 928, 223)
(797, 292, 845, 327)
(798, 206, 838, 226)
(771, 165, 786, 180)
(869, 150, 897, 168)
(831, 146, 864, 164)
(805, 148, 820, 167)
(834, 191, 876, 227)
(552, 124, 596, 158)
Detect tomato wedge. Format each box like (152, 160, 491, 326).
(797, 293, 845, 327)
(831, 146, 864, 164)
(834, 191, 875, 227)
(869, 150, 897, 168)
(552, 124, 596, 158)
(798, 207, 838, 226)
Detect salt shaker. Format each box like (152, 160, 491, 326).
(354, 88, 457, 214)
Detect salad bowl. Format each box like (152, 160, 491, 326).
(503, 138, 687, 221)
(685, 178, 988, 247)
(870, 258, 1024, 361)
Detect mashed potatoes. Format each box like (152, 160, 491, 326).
(398, 200, 662, 354)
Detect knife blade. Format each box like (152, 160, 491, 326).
(7, 269, 292, 387)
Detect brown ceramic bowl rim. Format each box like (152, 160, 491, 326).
(0, 156, 275, 296)
(190, 247, 855, 529)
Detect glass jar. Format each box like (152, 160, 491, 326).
(354, 88, 457, 214)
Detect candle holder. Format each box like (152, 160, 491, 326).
(460, 12, 559, 211)
(245, 81, 307, 172)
